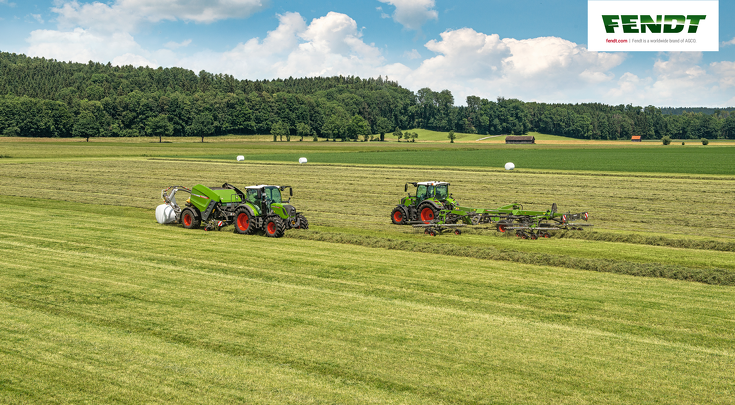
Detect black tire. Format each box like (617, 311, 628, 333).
(296, 214, 309, 229)
(264, 216, 286, 238)
(417, 203, 437, 224)
(181, 208, 200, 229)
(391, 206, 408, 225)
(234, 207, 254, 235)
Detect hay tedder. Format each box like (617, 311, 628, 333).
(391, 181, 592, 238)
(157, 183, 308, 237)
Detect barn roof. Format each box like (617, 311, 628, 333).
(505, 135, 535, 141)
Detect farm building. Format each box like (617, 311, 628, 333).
(505, 135, 535, 144)
(631, 136, 641, 142)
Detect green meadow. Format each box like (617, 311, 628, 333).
(1, 137, 734, 403)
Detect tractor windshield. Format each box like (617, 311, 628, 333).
(263, 186, 282, 203)
(435, 185, 448, 200)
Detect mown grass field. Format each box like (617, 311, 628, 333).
(1, 138, 734, 403)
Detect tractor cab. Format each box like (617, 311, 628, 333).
(244, 185, 294, 217)
(403, 181, 452, 206)
(392, 181, 456, 225)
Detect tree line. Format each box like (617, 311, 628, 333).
(1, 52, 734, 141)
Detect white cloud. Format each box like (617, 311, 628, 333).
(26, 27, 153, 65)
(29, 13, 44, 23)
(389, 27, 625, 104)
(177, 12, 385, 80)
(111, 52, 156, 67)
(722, 37, 735, 47)
(53, 0, 268, 33)
(604, 53, 735, 106)
(164, 39, 192, 49)
(376, 6, 390, 19)
(709, 61, 735, 88)
(377, 0, 438, 31)
(403, 49, 421, 59)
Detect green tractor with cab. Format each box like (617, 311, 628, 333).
(391, 181, 457, 224)
(159, 183, 308, 237)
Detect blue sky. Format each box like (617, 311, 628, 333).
(1, 0, 734, 106)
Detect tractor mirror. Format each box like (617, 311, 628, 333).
(404, 184, 408, 192)
(289, 188, 293, 196)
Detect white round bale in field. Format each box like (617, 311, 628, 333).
(505, 162, 515, 170)
(236, 155, 244, 161)
(299, 157, 307, 164)
(155, 204, 176, 224)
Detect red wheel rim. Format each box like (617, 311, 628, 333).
(237, 212, 249, 231)
(183, 213, 192, 227)
(420, 207, 434, 223)
(393, 210, 403, 222)
(267, 221, 276, 234)
(498, 225, 506, 233)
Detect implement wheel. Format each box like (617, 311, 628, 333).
(234, 207, 254, 235)
(264, 216, 286, 238)
(418, 203, 437, 224)
(181, 208, 200, 229)
(391, 206, 408, 225)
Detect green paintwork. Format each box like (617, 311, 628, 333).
(190, 184, 243, 213)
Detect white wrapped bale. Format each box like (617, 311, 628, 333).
(504, 162, 515, 170)
(155, 204, 176, 224)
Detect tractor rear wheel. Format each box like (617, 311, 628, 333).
(418, 203, 437, 224)
(234, 207, 254, 235)
(296, 214, 309, 229)
(264, 216, 286, 238)
(181, 208, 200, 229)
(391, 206, 408, 225)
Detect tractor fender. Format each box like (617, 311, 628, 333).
(420, 200, 443, 211)
(235, 203, 256, 220)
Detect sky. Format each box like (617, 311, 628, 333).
(0, 0, 734, 107)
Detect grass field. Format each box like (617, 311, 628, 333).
(1, 138, 734, 403)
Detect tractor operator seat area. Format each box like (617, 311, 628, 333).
(263, 186, 282, 203)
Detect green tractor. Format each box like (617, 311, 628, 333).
(391, 181, 458, 225)
(159, 183, 308, 237)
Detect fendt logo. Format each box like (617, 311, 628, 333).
(588, 1, 718, 51)
(602, 15, 706, 34)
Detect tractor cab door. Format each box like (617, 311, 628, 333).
(435, 184, 448, 201)
(426, 185, 436, 200)
(416, 185, 428, 204)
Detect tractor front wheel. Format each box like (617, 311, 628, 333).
(391, 206, 408, 225)
(418, 203, 437, 224)
(296, 214, 309, 229)
(234, 207, 254, 235)
(181, 208, 200, 229)
(264, 216, 286, 238)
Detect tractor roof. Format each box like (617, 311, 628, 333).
(416, 181, 449, 186)
(245, 185, 279, 189)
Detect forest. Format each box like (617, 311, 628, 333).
(1, 51, 734, 140)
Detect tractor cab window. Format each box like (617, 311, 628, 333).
(416, 185, 427, 201)
(435, 185, 448, 200)
(263, 187, 282, 203)
(427, 185, 435, 198)
(246, 189, 259, 205)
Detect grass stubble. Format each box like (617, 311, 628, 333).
(0, 139, 734, 403)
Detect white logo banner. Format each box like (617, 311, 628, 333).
(588, 1, 719, 51)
